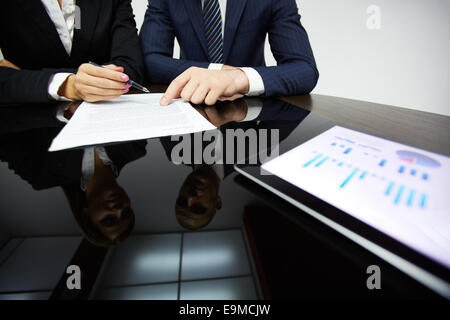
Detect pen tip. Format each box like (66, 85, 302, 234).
(143, 88, 150, 93)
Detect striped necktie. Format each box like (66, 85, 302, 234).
(203, 0, 223, 63)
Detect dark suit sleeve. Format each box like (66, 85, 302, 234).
(0, 67, 76, 106)
(256, 99, 310, 121)
(139, 0, 210, 84)
(107, 0, 145, 83)
(253, 0, 319, 97)
(0, 104, 64, 135)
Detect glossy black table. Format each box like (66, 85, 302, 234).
(0, 89, 448, 300)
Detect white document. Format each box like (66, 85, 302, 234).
(262, 126, 450, 268)
(49, 94, 216, 152)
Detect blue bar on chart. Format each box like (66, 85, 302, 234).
(379, 159, 386, 167)
(407, 189, 415, 206)
(340, 168, 358, 188)
(344, 148, 352, 154)
(359, 171, 367, 179)
(422, 173, 429, 181)
(303, 154, 322, 167)
(398, 165, 405, 173)
(420, 194, 427, 208)
(315, 156, 329, 167)
(410, 169, 416, 176)
(331, 142, 337, 146)
(385, 181, 395, 195)
(394, 185, 405, 204)
(338, 161, 344, 167)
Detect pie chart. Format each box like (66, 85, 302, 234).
(396, 150, 441, 168)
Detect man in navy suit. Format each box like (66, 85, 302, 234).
(140, 0, 318, 106)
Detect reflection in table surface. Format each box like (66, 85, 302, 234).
(0, 93, 448, 300)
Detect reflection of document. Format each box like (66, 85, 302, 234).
(49, 94, 216, 152)
(263, 126, 450, 269)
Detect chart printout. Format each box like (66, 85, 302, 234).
(262, 126, 450, 268)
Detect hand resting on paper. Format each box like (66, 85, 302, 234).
(160, 66, 250, 106)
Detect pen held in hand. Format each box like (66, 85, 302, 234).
(88, 61, 150, 93)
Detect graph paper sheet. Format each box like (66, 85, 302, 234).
(262, 126, 450, 268)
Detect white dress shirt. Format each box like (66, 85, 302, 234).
(56, 103, 118, 190)
(201, 0, 265, 96)
(45, 0, 264, 100)
(41, 0, 76, 101)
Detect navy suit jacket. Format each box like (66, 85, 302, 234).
(140, 0, 319, 97)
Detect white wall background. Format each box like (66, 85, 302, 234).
(133, 0, 450, 115)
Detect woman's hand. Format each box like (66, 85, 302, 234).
(58, 63, 131, 102)
(0, 59, 20, 70)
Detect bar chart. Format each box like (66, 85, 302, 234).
(302, 150, 429, 209)
(263, 126, 450, 269)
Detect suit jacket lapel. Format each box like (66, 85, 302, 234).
(223, 0, 248, 62)
(16, 0, 68, 59)
(71, 0, 101, 61)
(182, 0, 209, 58)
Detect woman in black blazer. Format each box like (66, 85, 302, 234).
(0, 0, 144, 105)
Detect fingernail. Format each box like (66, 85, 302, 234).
(160, 96, 168, 105)
(122, 88, 129, 93)
(121, 75, 129, 81)
(125, 83, 131, 89)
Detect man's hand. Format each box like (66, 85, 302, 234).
(160, 67, 250, 106)
(0, 59, 20, 70)
(58, 63, 131, 102)
(204, 100, 248, 126)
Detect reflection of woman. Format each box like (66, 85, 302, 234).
(0, 0, 144, 105)
(62, 152, 135, 247)
(0, 116, 147, 246)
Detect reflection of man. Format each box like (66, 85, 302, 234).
(161, 98, 310, 230)
(0, 104, 147, 246)
(175, 165, 222, 230)
(140, 0, 318, 106)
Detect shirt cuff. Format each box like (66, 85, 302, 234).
(240, 67, 265, 96)
(208, 63, 223, 70)
(241, 98, 263, 122)
(48, 72, 74, 101)
(55, 102, 72, 123)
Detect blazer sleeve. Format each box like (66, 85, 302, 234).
(107, 0, 145, 83)
(253, 0, 319, 97)
(0, 67, 76, 106)
(139, 0, 210, 84)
